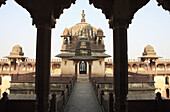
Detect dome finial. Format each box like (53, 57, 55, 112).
(81, 10, 85, 23)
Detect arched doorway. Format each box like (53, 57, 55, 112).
(79, 61, 87, 74)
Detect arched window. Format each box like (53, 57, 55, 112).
(166, 88, 169, 98)
(165, 77, 169, 85)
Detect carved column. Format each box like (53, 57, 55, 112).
(12, 1, 76, 112)
(74, 61, 78, 81)
(88, 61, 92, 80)
(35, 24, 52, 112)
(111, 19, 129, 112)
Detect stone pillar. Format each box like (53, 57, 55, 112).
(9, 60, 11, 73)
(35, 25, 52, 112)
(17, 59, 21, 74)
(155, 63, 157, 75)
(1, 64, 3, 71)
(75, 62, 78, 81)
(112, 20, 128, 112)
(68, 37, 70, 44)
(155, 60, 157, 72)
(96, 38, 99, 44)
(137, 64, 139, 73)
(101, 37, 104, 44)
(25, 65, 27, 72)
(164, 64, 167, 71)
(130, 65, 132, 71)
(32, 65, 35, 71)
(89, 61, 92, 80)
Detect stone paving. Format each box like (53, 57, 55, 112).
(63, 81, 103, 112)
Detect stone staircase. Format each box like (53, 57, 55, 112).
(77, 74, 89, 82)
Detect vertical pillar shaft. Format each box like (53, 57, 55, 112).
(155, 60, 157, 75)
(36, 26, 51, 112)
(1, 64, 3, 71)
(113, 27, 128, 112)
(9, 63, 11, 73)
(14, 60, 16, 70)
(33, 65, 35, 71)
(17, 59, 20, 74)
(137, 65, 139, 73)
(165, 64, 167, 71)
(75, 63, 77, 81)
(50, 64, 53, 73)
(89, 62, 91, 80)
(26, 65, 27, 72)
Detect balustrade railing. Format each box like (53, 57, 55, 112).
(0, 76, 76, 112)
(91, 77, 170, 112)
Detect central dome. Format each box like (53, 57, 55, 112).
(62, 10, 101, 38)
(68, 22, 97, 37)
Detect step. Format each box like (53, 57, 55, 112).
(77, 75, 89, 82)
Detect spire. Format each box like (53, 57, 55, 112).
(81, 10, 85, 23)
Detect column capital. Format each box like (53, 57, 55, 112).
(0, 0, 6, 7)
(33, 15, 56, 28)
(14, 0, 76, 28)
(109, 17, 131, 29)
(90, 0, 150, 30)
(157, 0, 170, 12)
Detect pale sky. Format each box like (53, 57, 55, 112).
(0, 0, 170, 59)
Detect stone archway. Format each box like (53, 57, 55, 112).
(0, 0, 157, 112)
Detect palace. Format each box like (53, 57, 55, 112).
(1, 0, 170, 111)
(0, 11, 170, 98)
(0, 11, 170, 100)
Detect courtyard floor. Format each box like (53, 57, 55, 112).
(63, 81, 103, 112)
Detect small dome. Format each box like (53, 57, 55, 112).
(98, 28, 103, 31)
(143, 45, 156, 56)
(10, 44, 24, 56)
(63, 28, 69, 35)
(97, 28, 103, 35)
(144, 45, 154, 52)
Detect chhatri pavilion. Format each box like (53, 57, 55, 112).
(56, 10, 110, 77)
